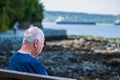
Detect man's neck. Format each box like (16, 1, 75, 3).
(18, 50, 30, 54)
(18, 45, 31, 55)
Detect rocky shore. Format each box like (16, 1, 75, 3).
(0, 36, 120, 80)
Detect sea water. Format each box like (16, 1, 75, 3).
(42, 22, 120, 38)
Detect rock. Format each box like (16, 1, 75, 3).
(107, 58, 120, 66)
(81, 61, 107, 76)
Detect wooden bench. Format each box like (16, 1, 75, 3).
(0, 69, 76, 80)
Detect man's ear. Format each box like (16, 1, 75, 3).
(34, 39, 38, 48)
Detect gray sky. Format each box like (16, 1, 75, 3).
(40, 0, 120, 15)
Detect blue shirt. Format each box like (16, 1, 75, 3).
(8, 52, 48, 75)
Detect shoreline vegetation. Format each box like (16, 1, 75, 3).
(0, 35, 120, 80)
(43, 11, 120, 23)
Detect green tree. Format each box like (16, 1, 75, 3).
(0, 0, 10, 32)
(0, 7, 9, 32)
(0, 0, 44, 32)
(23, 0, 44, 22)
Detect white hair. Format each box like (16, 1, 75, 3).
(23, 26, 44, 43)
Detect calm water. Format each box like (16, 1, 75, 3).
(42, 22, 120, 38)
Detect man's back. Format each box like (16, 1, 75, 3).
(8, 52, 47, 75)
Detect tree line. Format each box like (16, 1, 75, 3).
(0, 0, 44, 32)
(44, 11, 120, 23)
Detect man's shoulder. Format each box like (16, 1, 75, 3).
(11, 52, 32, 61)
(11, 52, 42, 64)
(30, 58, 42, 64)
(10, 52, 19, 58)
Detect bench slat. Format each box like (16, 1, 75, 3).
(0, 69, 76, 80)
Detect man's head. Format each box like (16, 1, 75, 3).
(22, 26, 45, 56)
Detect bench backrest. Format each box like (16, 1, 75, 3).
(0, 69, 76, 80)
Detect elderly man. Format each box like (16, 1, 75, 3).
(8, 26, 48, 75)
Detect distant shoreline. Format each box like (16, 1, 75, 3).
(0, 29, 120, 41)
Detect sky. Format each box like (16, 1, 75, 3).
(40, 0, 120, 15)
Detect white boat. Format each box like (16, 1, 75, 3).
(114, 19, 120, 25)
